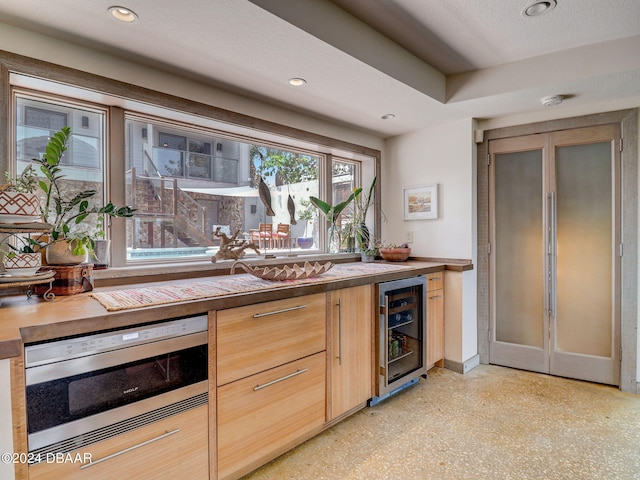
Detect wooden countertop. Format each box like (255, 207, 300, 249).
(0, 260, 471, 360)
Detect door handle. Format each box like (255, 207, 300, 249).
(546, 192, 556, 317)
(336, 298, 343, 365)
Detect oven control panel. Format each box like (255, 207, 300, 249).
(25, 315, 208, 368)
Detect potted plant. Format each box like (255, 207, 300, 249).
(360, 243, 378, 263)
(32, 126, 135, 265)
(296, 199, 315, 249)
(310, 187, 361, 253)
(0, 165, 41, 223)
(353, 177, 377, 253)
(0, 234, 42, 276)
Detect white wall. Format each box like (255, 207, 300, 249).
(384, 118, 478, 367)
(382, 118, 476, 260)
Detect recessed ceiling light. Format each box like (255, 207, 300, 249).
(522, 0, 556, 17)
(381, 114, 395, 120)
(541, 95, 564, 107)
(109, 6, 138, 23)
(288, 78, 306, 87)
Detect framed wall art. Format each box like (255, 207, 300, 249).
(403, 184, 438, 220)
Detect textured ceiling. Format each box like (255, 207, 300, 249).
(0, 0, 639, 137)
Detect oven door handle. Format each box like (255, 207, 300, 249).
(80, 429, 180, 469)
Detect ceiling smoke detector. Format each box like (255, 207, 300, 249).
(523, 0, 557, 17)
(541, 95, 564, 107)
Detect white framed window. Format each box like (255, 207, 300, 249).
(8, 76, 377, 269)
(13, 93, 108, 240)
(125, 116, 323, 262)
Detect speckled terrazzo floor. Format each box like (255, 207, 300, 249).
(243, 365, 640, 480)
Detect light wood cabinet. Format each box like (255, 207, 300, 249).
(215, 293, 327, 480)
(217, 352, 326, 480)
(328, 285, 373, 420)
(216, 293, 326, 386)
(426, 272, 445, 368)
(28, 405, 209, 480)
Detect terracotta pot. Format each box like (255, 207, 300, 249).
(2, 251, 42, 276)
(0, 191, 41, 223)
(379, 247, 411, 262)
(45, 240, 89, 265)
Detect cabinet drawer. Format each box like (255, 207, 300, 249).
(426, 272, 444, 291)
(216, 293, 326, 386)
(29, 405, 209, 480)
(217, 352, 326, 479)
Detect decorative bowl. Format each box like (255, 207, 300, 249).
(379, 247, 411, 262)
(231, 260, 333, 281)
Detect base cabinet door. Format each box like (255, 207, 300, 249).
(217, 352, 326, 480)
(329, 285, 372, 420)
(28, 405, 209, 480)
(426, 273, 445, 368)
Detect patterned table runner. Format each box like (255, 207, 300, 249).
(90, 262, 413, 311)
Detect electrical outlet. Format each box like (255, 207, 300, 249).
(406, 231, 413, 243)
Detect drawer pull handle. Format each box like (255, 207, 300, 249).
(337, 299, 343, 365)
(429, 277, 442, 281)
(253, 368, 308, 391)
(253, 304, 307, 318)
(430, 295, 443, 300)
(80, 429, 180, 469)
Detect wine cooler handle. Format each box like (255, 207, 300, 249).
(336, 298, 343, 365)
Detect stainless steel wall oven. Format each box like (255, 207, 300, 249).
(24, 315, 208, 460)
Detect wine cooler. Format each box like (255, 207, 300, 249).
(370, 275, 427, 406)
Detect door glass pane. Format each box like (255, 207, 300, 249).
(494, 150, 544, 347)
(555, 142, 612, 357)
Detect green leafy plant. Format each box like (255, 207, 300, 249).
(309, 188, 362, 226)
(353, 176, 377, 251)
(297, 198, 316, 237)
(310, 188, 361, 252)
(378, 242, 410, 249)
(0, 235, 39, 257)
(32, 126, 136, 256)
(3, 165, 39, 194)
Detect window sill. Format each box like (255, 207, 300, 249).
(93, 253, 360, 287)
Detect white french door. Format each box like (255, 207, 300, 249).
(488, 125, 621, 385)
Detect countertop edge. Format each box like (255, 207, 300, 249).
(0, 261, 470, 360)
